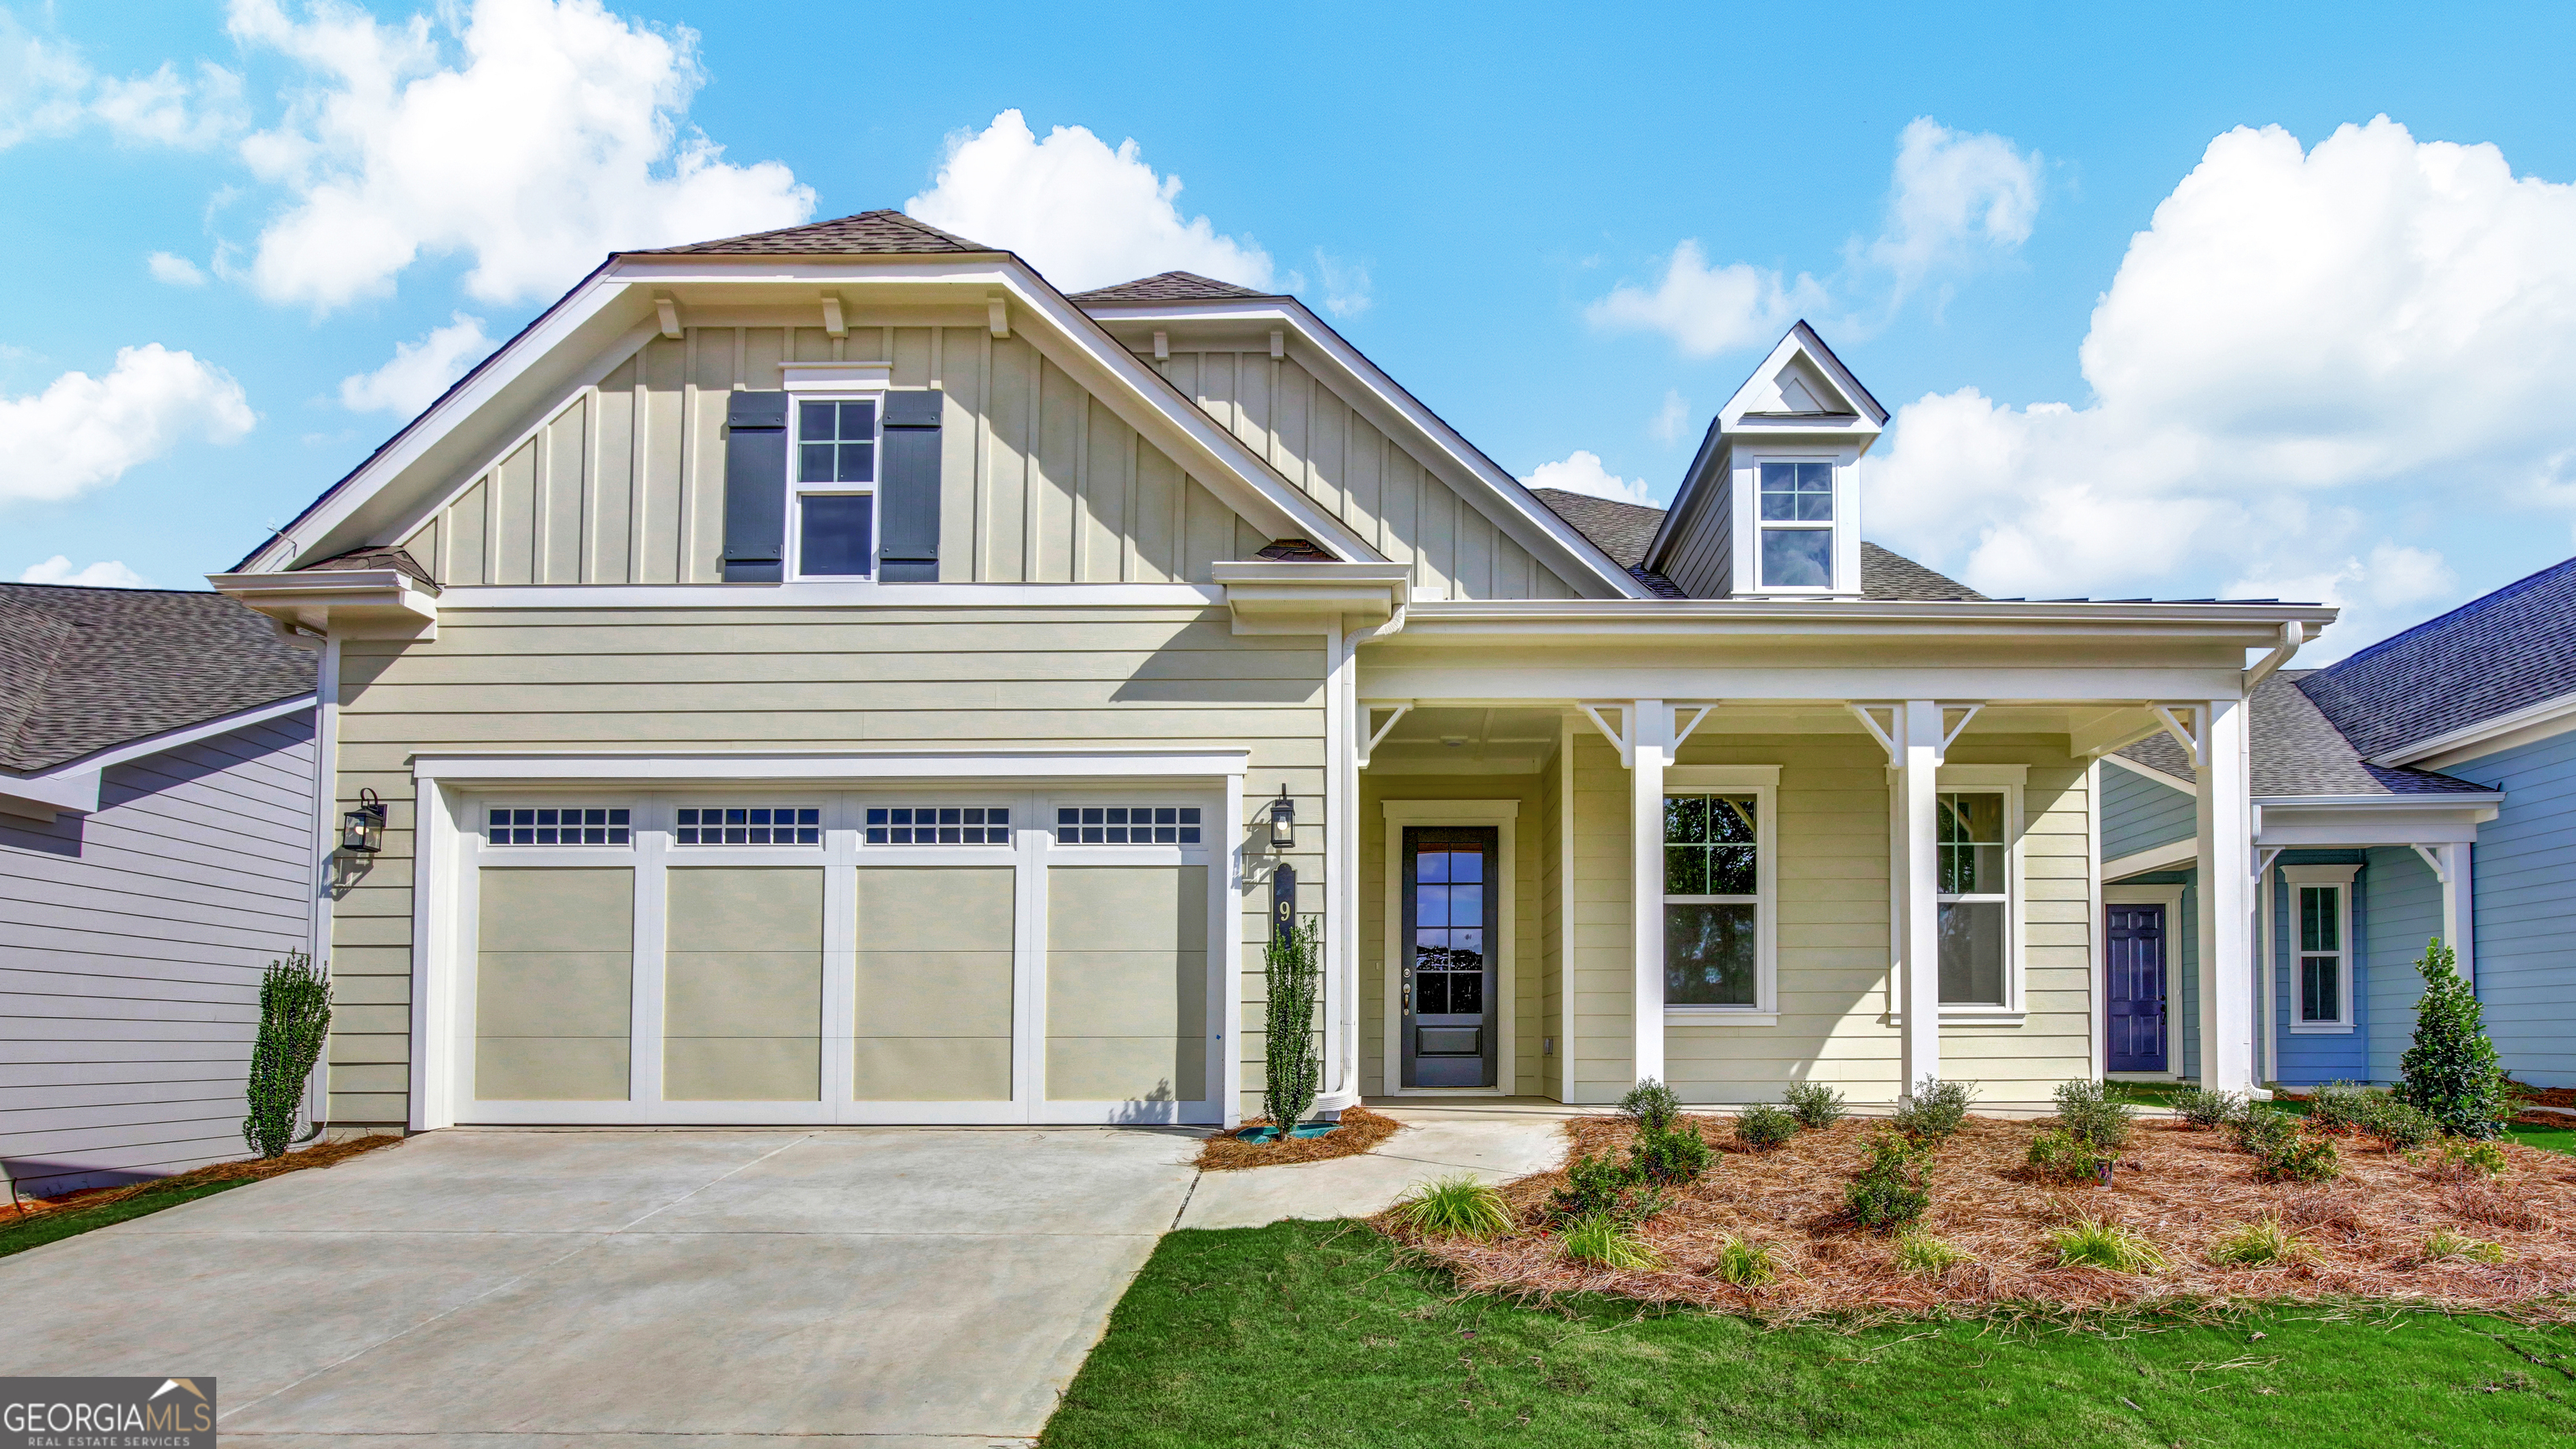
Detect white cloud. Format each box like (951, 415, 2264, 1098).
(906, 109, 1272, 294)
(0, 15, 246, 149)
(1866, 117, 2041, 305)
(0, 13, 91, 148)
(148, 252, 207, 285)
(1521, 449, 1655, 506)
(1869, 118, 2576, 654)
(226, 0, 813, 310)
(1650, 389, 1690, 445)
(339, 312, 491, 414)
(19, 556, 148, 588)
(1587, 240, 1826, 358)
(0, 344, 256, 504)
(1290, 249, 1371, 319)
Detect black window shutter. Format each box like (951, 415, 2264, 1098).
(879, 389, 943, 582)
(721, 390, 790, 583)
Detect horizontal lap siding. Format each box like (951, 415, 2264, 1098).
(2459, 729, 2576, 1087)
(1569, 733, 1633, 1100)
(0, 715, 316, 1197)
(1941, 744, 2098, 1102)
(2102, 765, 2196, 860)
(1359, 774, 1546, 1098)
(330, 607, 1325, 1126)
(2366, 847, 2440, 1083)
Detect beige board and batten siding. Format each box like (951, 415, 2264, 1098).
(397, 320, 1275, 587)
(1156, 348, 1583, 600)
(1358, 775, 1547, 1097)
(322, 606, 1325, 1128)
(1566, 731, 2095, 1105)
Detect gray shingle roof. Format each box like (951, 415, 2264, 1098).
(299, 545, 439, 591)
(1527, 489, 1985, 601)
(0, 584, 314, 774)
(2298, 554, 2576, 760)
(1069, 271, 1277, 304)
(637, 210, 992, 256)
(2116, 669, 2494, 797)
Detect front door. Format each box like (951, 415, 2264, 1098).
(1400, 827, 1498, 1089)
(2105, 903, 2168, 1072)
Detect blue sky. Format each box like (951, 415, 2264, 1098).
(7, 1, 2576, 659)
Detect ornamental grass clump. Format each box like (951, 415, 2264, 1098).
(2050, 1078, 2136, 1152)
(1893, 1076, 1974, 1144)
(2397, 939, 2511, 1140)
(1845, 1133, 1929, 1233)
(1562, 1212, 1662, 1270)
(1388, 1176, 1514, 1240)
(2170, 1086, 2247, 1130)
(1735, 1102, 1798, 1151)
(1894, 1230, 1971, 1275)
(243, 953, 331, 1159)
(2027, 1128, 2109, 1184)
(1784, 1080, 1847, 1130)
(2423, 1228, 2507, 1265)
(1711, 1234, 1780, 1287)
(2208, 1216, 2310, 1267)
(2052, 1217, 2167, 1274)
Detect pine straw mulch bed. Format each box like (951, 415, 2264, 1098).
(1383, 1113, 2576, 1322)
(1194, 1106, 1403, 1171)
(7, 1132, 402, 1219)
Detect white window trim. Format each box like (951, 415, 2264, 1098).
(2283, 862, 2359, 1034)
(1892, 763, 2028, 1024)
(1379, 799, 1519, 1095)
(788, 393, 882, 582)
(1747, 454, 1842, 595)
(1662, 765, 1779, 1026)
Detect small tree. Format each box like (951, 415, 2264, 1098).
(243, 953, 332, 1158)
(1262, 915, 1322, 1130)
(2396, 938, 2507, 1140)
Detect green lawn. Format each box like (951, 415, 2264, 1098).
(1043, 1219, 2576, 1447)
(0, 1177, 252, 1260)
(2101, 1083, 2576, 1156)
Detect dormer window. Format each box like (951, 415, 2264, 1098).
(1757, 461, 1835, 588)
(793, 398, 877, 578)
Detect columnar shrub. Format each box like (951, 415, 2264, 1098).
(243, 953, 332, 1159)
(1735, 1102, 1799, 1151)
(1893, 1076, 1975, 1144)
(1845, 1133, 1929, 1232)
(1784, 1080, 1847, 1130)
(1261, 916, 1322, 1130)
(2397, 939, 2510, 1140)
(2050, 1079, 2136, 1151)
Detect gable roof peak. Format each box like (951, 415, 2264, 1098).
(1716, 321, 1889, 430)
(635, 209, 995, 257)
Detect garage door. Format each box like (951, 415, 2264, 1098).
(456, 792, 1223, 1124)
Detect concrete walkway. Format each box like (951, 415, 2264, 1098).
(0, 1127, 1201, 1448)
(1180, 1105, 1571, 1229)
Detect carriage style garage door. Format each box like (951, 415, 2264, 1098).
(449, 789, 1225, 1126)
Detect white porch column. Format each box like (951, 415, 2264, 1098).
(1894, 700, 1943, 1096)
(2443, 842, 2476, 988)
(1630, 699, 1668, 1088)
(2195, 698, 2257, 1091)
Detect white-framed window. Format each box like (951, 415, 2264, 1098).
(1661, 766, 1779, 1016)
(1936, 791, 2010, 1005)
(1756, 460, 1835, 589)
(2282, 863, 2358, 1032)
(792, 397, 877, 579)
(486, 805, 630, 846)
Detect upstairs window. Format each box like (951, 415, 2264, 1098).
(795, 399, 876, 578)
(1757, 460, 1834, 589)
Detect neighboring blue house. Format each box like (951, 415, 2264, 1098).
(2101, 557, 2576, 1090)
(0, 583, 319, 1198)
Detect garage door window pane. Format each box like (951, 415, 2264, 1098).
(676, 807, 820, 846)
(1056, 805, 1202, 844)
(865, 806, 1008, 845)
(487, 807, 629, 846)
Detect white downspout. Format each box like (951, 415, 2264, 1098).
(304, 631, 342, 1134)
(1323, 610, 1400, 1109)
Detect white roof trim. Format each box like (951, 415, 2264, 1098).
(2105, 837, 2196, 880)
(2251, 792, 2505, 808)
(0, 693, 314, 817)
(1716, 323, 1888, 430)
(1076, 299, 1649, 600)
(414, 746, 1248, 782)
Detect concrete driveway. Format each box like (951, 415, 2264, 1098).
(0, 1127, 1200, 1447)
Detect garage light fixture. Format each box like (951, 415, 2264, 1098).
(340, 788, 387, 854)
(1268, 786, 1297, 850)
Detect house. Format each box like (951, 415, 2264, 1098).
(2101, 557, 2576, 1090)
(1, 583, 319, 1197)
(206, 210, 2328, 1134)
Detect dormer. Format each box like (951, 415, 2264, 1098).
(1644, 322, 1888, 599)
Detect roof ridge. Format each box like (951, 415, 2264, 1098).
(635, 208, 996, 256)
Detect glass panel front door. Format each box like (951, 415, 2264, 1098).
(1401, 827, 1498, 1089)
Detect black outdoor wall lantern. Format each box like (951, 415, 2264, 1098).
(1267, 785, 1297, 850)
(341, 787, 387, 854)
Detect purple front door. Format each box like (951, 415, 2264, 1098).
(2106, 904, 2168, 1072)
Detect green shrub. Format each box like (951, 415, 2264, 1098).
(2208, 1216, 2309, 1267)
(1387, 1176, 1514, 1239)
(2304, 1080, 2378, 1135)
(2257, 1133, 2342, 1183)
(2050, 1078, 2136, 1151)
(1735, 1102, 1799, 1151)
(1629, 1123, 1713, 1186)
(2169, 1086, 2246, 1130)
(2228, 1105, 2299, 1156)
(1845, 1134, 1929, 1233)
(1562, 1212, 1662, 1270)
(2432, 1137, 2509, 1179)
(1784, 1079, 1847, 1130)
(2423, 1228, 2507, 1265)
(2397, 939, 2510, 1140)
(1551, 1150, 1664, 1225)
(1711, 1234, 1780, 1286)
(243, 953, 331, 1159)
(2051, 1217, 2167, 1274)
(1894, 1075, 1975, 1144)
(1894, 1230, 1971, 1275)
(2026, 1128, 2108, 1183)
(1262, 916, 1322, 1132)
(2358, 1094, 2441, 1150)
(1618, 1078, 1681, 1135)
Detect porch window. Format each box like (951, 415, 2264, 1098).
(2298, 884, 2348, 1026)
(1935, 791, 2009, 1005)
(1664, 793, 1760, 1006)
(1757, 460, 1834, 589)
